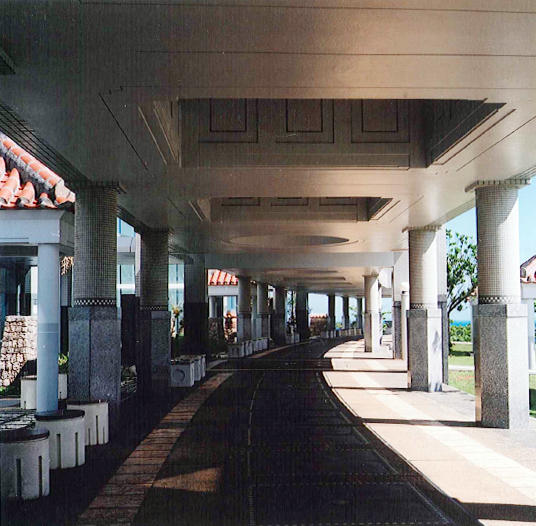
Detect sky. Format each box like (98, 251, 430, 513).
(309, 182, 536, 323)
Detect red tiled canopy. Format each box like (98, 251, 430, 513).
(521, 255, 536, 284)
(0, 133, 75, 210)
(209, 270, 238, 286)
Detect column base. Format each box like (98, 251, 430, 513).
(208, 317, 225, 353)
(297, 308, 310, 341)
(392, 302, 402, 359)
(408, 308, 442, 392)
(238, 312, 252, 342)
(272, 313, 286, 345)
(68, 307, 121, 428)
(476, 303, 529, 429)
(364, 312, 381, 353)
(140, 310, 171, 399)
(438, 296, 449, 384)
(183, 302, 208, 355)
(258, 314, 270, 339)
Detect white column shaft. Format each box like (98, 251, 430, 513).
(37, 244, 60, 413)
(476, 186, 521, 303)
(409, 229, 438, 308)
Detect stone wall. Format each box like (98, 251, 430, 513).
(0, 316, 37, 386)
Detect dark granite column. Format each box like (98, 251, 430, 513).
(327, 294, 336, 332)
(139, 229, 170, 399)
(237, 276, 252, 342)
(257, 282, 270, 339)
(69, 184, 121, 427)
(296, 288, 309, 341)
(355, 297, 363, 332)
(273, 286, 287, 345)
(183, 254, 208, 356)
(342, 296, 350, 330)
(392, 301, 402, 359)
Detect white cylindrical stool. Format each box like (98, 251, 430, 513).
(67, 400, 109, 446)
(58, 374, 68, 400)
(20, 376, 37, 410)
(35, 410, 86, 469)
(0, 428, 50, 500)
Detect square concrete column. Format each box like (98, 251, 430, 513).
(327, 294, 336, 332)
(69, 184, 121, 426)
(184, 254, 208, 355)
(407, 227, 443, 392)
(273, 286, 287, 345)
(436, 225, 449, 383)
(364, 275, 381, 352)
(392, 251, 409, 359)
(257, 282, 270, 339)
(139, 229, 170, 399)
(468, 180, 530, 428)
(237, 276, 252, 342)
(296, 289, 309, 341)
(355, 297, 363, 331)
(342, 296, 350, 330)
(209, 296, 217, 318)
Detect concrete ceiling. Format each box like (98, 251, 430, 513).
(1, 1, 536, 294)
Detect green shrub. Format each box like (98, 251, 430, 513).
(450, 323, 471, 343)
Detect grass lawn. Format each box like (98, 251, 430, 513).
(448, 343, 474, 367)
(449, 371, 536, 417)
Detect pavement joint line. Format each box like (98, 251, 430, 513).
(74, 372, 232, 526)
(331, 364, 536, 516)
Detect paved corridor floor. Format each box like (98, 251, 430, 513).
(78, 338, 483, 526)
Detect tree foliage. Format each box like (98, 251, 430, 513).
(447, 229, 478, 316)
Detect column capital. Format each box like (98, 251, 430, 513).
(465, 178, 530, 193)
(403, 225, 443, 233)
(70, 181, 126, 194)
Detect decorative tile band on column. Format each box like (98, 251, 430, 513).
(410, 303, 436, 310)
(140, 305, 168, 311)
(479, 296, 520, 304)
(73, 298, 116, 307)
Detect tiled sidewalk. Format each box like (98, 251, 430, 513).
(324, 339, 536, 526)
(76, 373, 232, 526)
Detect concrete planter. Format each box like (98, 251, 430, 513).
(0, 428, 50, 500)
(20, 374, 68, 409)
(67, 400, 109, 446)
(228, 343, 245, 358)
(192, 356, 202, 382)
(35, 410, 85, 469)
(58, 373, 68, 400)
(20, 376, 37, 410)
(170, 358, 195, 387)
(245, 341, 253, 356)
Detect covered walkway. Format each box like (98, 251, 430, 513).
(70, 336, 534, 526)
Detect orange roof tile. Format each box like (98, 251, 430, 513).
(0, 132, 75, 210)
(209, 270, 238, 286)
